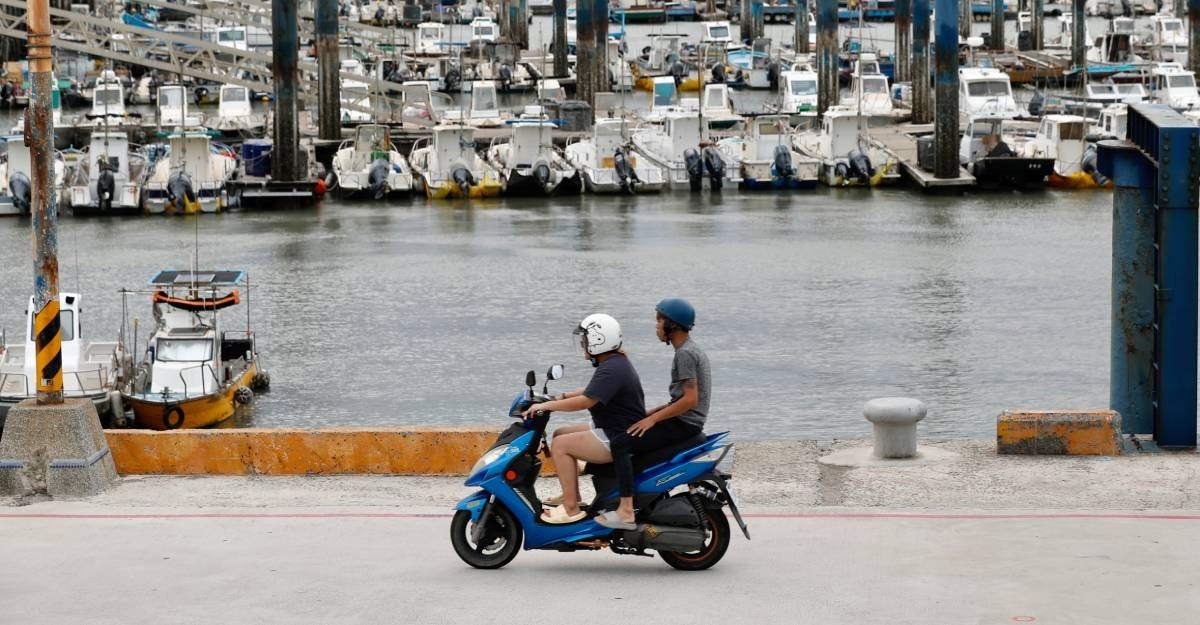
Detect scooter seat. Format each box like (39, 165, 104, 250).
(585, 432, 708, 478)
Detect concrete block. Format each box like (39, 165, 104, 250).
(0, 398, 118, 497)
(996, 410, 1122, 456)
(864, 397, 927, 459)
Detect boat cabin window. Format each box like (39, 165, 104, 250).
(343, 85, 369, 101)
(223, 87, 248, 102)
(859, 61, 880, 74)
(703, 88, 726, 109)
(790, 79, 817, 96)
(1089, 85, 1116, 96)
(1164, 20, 1182, 31)
(970, 120, 1002, 136)
(708, 25, 730, 39)
(159, 88, 184, 107)
(219, 29, 246, 42)
(475, 25, 495, 37)
(861, 77, 887, 94)
(94, 88, 121, 106)
(1058, 121, 1086, 140)
(1168, 74, 1196, 89)
(30, 310, 74, 342)
(653, 82, 675, 107)
(1116, 84, 1145, 97)
(357, 125, 388, 150)
(966, 80, 1011, 97)
(757, 121, 784, 135)
(156, 338, 213, 362)
(473, 88, 497, 111)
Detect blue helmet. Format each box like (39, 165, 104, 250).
(655, 298, 695, 331)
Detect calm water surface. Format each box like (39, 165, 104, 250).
(0, 188, 1113, 439)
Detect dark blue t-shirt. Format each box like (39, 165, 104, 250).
(584, 354, 646, 433)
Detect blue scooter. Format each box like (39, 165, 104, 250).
(451, 365, 749, 570)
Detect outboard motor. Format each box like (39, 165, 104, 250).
(367, 157, 391, 199)
(846, 148, 874, 184)
(1081, 144, 1110, 187)
(711, 62, 727, 84)
(8, 171, 30, 215)
(444, 67, 461, 92)
(533, 162, 552, 192)
(167, 170, 197, 213)
(671, 60, 686, 90)
(1028, 90, 1044, 118)
(772, 143, 795, 180)
(767, 60, 781, 90)
(702, 145, 725, 191)
(451, 165, 474, 197)
(613, 147, 639, 194)
(1120, 0, 1132, 16)
(97, 164, 116, 211)
(683, 147, 704, 191)
(498, 64, 513, 93)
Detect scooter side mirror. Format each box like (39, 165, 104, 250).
(525, 370, 537, 389)
(547, 364, 564, 381)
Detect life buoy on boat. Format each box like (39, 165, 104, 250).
(163, 405, 185, 430)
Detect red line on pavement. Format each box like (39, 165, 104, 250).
(2, 511, 1200, 520)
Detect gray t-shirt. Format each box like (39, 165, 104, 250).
(669, 337, 710, 429)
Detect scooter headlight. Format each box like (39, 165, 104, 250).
(469, 446, 510, 478)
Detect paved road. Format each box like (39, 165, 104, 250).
(3, 505, 1198, 624)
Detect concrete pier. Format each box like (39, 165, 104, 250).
(271, 0, 300, 180)
(817, 0, 838, 114)
(1072, 0, 1085, 71)
(553, 0, 568, 77)
(991, 0, 1004, 49)
(934, 0, 959, 178)
(315, 0, 340, 141)
(1032, 0, 1043, 49)
(795, 0, 810, 54)
(895, 0, 911, 82)
(911, 0, 931, 123)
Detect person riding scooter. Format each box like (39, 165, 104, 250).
(521, 313, 645, 525)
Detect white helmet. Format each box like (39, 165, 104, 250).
(575, 313, 623, 357)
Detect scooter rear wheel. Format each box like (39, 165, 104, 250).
(450, 505, 523, 569)
(659, 509, 731, 571)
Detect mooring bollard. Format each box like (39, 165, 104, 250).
(864, 398, 927, 459)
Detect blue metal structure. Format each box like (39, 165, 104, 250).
(1097, 104, 1200, 448)
(932, 0, 957, 178)
(911, 0, 930, 123)
(817, 0, 838, 115)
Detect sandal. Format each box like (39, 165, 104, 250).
(594, 510, 637, 531)
(540, 504, 586, 525)
(543, 493, 584, 507)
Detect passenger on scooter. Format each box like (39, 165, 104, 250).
(521, 313, 646, 525)
(596, 298, 710, 530)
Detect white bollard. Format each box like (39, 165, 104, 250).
(864, 397, 927, 459)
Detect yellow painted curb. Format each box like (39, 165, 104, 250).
(996, 410, 1122, 456)
(105, 428, 561, 476)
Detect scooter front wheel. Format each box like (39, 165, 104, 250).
(450, 505, 523, 569)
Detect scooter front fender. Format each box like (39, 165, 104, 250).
(455, 490, 491, 522)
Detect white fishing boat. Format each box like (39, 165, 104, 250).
(1148, 16, 1187, 63)
(1090, 103, 1128, 140)
(700, 83, 742, 130)
(408, 124, 503, 199)
(778, 69, 818, 117)
(442, 81, 507, 127)
(717, 115, 818, 189)
(1150, 63, 1200, 111)
(563, 118, 666, 194)
(958, 67, 1019, 119)
(959, 116, 1054, 189)
(330, 124, 414, 198)
(791, 105, 899, 187)
(414, 22, 451, 57)
(73, 69, 136, 129)
(204, 84, 267, 139)
(469, 16, 498, 43)
(0, 293, 123, 429)
(631, 110, 740, 191)
(0, 133, 65, 216)
(65, 131, 148, 215)
(1021, 114, 1109, 189)
(485, 120, 580, 196)
(142, 130, 238, 213)
(155, 84, 204, 128)
(340, 59, 375, 124)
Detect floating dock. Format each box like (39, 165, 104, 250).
(871, 124, 977, 190)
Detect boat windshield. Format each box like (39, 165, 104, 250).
(791, 79, 816, 96)
(30, 310, 74, 342)
(967, 80, 1010, 97)
(156, 338, 213, 362)
(654, 82, 675, 107)
(223, 87, 248, 102)
(1058, 121, 1086, 140)
(862, 78, 887, 94)
(473, 88, 497, 111)
(1164, 21, 1182, 31)
(708, 25, 729, 39)
(159, 88, 183, 107)
(95, 88, 121, 106)
(1169, 74, 1196, 88)
(219, 29, 246, 42)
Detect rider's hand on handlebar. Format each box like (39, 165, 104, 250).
(521, 403, 546, 418)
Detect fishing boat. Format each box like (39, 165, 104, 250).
(563, 118, 666, 194)
(331, 124, 414, 198)
(72, 69, 138, 130)
(441, 81, 507, 127)
(408, 124, 504, 199)
(717, 115, 819, 189)
(959, 116, 1054, 189)
(1021, 114, 1110, 189)
(0, 293, 123, 430)
(485, 120, 581, 196)
(120, 270, 268, 430)
(340, 59, 375, 125)
(792, 105, 899, 187)
(1148, 16, 1187, 64)
(65, 131, 148, 215)
(700, 82, 743, 130)
(204, 84, 267, 140)
(155, 84, 204, 128)
(142, 130, 238, 214)
(778, 69, 818, 117)
(1090, 103, 1128, 140)
(0, 133, 65, 216)
(631, 109, 741, 191)
(959, 66, 1020, 119)
(1149, 63, 1200, 111)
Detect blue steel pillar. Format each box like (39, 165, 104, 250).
(272, 0, 300, 180)
(817, 0, 838, 114)
(1097, 104, 1200, 448)
(1098, 140, 1155, 435)
(934, 0, 958, 178)
(912, 0, 930, 123)
(991, 0, 1004, 49)
(896, 0, 911, 82)
(750, 0, 765, 41)
(1190, 0, 1200, 74)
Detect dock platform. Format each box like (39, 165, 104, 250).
(871, 124, 976, 191)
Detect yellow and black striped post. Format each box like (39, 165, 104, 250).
(34, 297, 63, 403)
